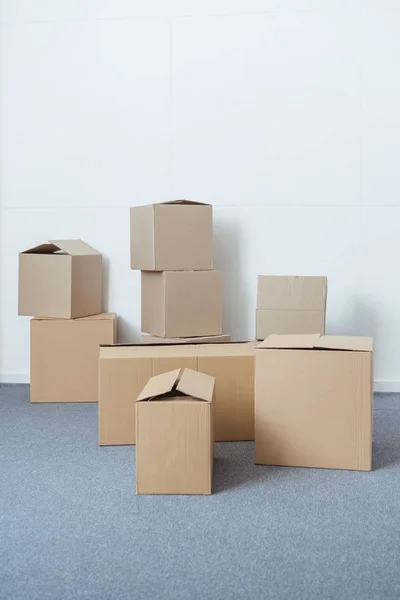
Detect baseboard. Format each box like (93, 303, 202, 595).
(1, 371, 400, 392)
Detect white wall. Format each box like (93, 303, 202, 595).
(0, 1, 399, 389)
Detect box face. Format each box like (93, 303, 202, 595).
(141, 333, 231, 344)
(71, 255, 102, 319)
(98, 342, 255, 445)
(255, 348, 373, 470)
(19, 254, 72, 318)
(31, 314, 116, 403)
(130, 202, 213, 271)
(136, 401, 212, 494)
(141, 272, 165, 337)
(256, 276, 326, 340)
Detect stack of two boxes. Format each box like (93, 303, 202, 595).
(18, 240, 116, 403)
(130, 200, 229, 344)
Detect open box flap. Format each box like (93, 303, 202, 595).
(159, 200, 210, 206)
(136, 369, 181, 402)
(176, 368, 214, 403)
(49, 239, 100, 256)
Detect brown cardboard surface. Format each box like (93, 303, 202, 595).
(256, 276, 327, 340)
(19, 239, 102, 319)
(98, 342, 255, 445)
(141, 333, 231, 344)
(255, 334, 373, 471)
(141, 270, 222, 338)
(31, 313, 116, 403)
(136, 368, 215, 495)
(130, 201, 213, 271)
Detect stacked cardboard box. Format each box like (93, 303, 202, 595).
(130, 200, 227, 342)
(256, 275, 327, 340)
(18, 240, 116, 402)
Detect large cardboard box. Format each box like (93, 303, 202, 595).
(141, 333, 231, 344)
(141, 270, 222, 338)
(98, 342, 255, 445)
(31, 313, 116, 403)
(19, 239, 102, 319)
(130, 200, 213, 271)
(136, 368, 215, 495)
(256, 275, 327, 340)
(255, 334, 373, 471)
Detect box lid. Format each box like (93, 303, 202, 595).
(257, 334, 373, 352)
(136, 368, 215, 402)
(158, 200, 210, 206)
(32, 312, 116, 322)
(22, 239, 100, 256)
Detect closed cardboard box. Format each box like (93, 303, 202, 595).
(98, 342, 255, 445)
(141, 333, 231, 344)
(141, 270, 222, 338)
(136, 368, 215, 495)
(130, 200, 213, 271)
(256, 275, 327, 340)
(19, 240, 102, 319)
(255, 334, 373, 471)
(31, 313, 116, 403)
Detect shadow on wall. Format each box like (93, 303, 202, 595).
(213, 215, 252, 341)
(102, 255, 110, 314)
(117, 317, 140, 344)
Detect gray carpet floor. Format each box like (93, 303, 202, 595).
(1, 386, 400, 600)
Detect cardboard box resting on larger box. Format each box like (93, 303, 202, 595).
(130, 200, 213, 271)
(98, 342, 255, 445)
(19, 239, 102, 319)
(255, 334, 373, 471)
(141, 333, 231, 344)
(256, 275, 327, 340)
(141, 270, 222, 338)
(136, 368, 215, 495)
(31, 313, 116, 403)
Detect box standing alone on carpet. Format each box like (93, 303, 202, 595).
(141, 270, 222, 338)
(98, 342, 255, 446)
(136, 368, 215, 495)
(255, 334, 373, 471)
(31, 313, 116, 403)
(18, 239, 102, 319)
(130, 200, 213, 271)
(256, 276, 327, 340)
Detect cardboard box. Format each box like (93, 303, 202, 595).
(98, 341, 255, 445)
(255, 334, 373, 471)
(19, 239, 102, 319)
(141, 333, 231, 344)
(31, 313, 116, 403)
(130, 200, 213, 271)
(256, 275, 327, 340)
(141, 270, 222, 338)
(136, 368, 215, 495)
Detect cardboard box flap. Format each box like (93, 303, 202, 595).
(160, 200, 210, 206)
(49, 239, 101, 256)
(315, 336, 373, 352)
(22, 243, 62, 255)
(136, 369, 181, 402)
(176, 368, 214, 403)
(258, 334, 321, 349)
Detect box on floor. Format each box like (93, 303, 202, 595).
(141, 270, 222, 338)
(130, 200, 213, 271)
(19, 239, 102, 319)
(136, 368, 215, 495)
(98, 341, 255, 445)
(31, 313, 116, 403)
(256, 275, 327, 340)
(141, 333, 231, 344)
(255, 334, 373, 471)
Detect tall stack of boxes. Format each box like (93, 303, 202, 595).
(130, 200, 229, 342)
(18, 240, 116, 403)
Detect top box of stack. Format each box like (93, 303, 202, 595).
(256, 275, 327, 340)
(130, 200, 213, 271)
(18, 240, 102, 319)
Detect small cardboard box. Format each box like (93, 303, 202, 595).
(141, 333, 231, 344)
(19, 240, 102, 319)
(255, 334, 373, 471)
(136, 368, 215, 495)
(130, 200, 213, 271)
(98, 341, 255, 445)
(256, 275, 327, 340)
(31, 313, 116, 403)
(141, 270, 222, 338)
